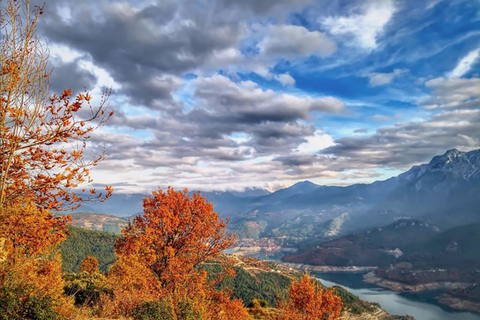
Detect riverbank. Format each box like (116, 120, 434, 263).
(363, 271, 480, 313)
(438, 294, 480, 314)
(282, 262, 377, 273)
(233, 247, 480, 314)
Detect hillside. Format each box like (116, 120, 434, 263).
(283, 220, 440, 267)
(59, 226, 412, 319)
(60, 226, 117, 273)
(65, 212, 129, 234)
(401, 223, 480, 270)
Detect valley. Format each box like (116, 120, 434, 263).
(71, 148, 480, 316)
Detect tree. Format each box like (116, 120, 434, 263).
(0, 199, 69, 258)
(0, 0, 113, 213)
(80, 255, 100, 275)
(283, 274, 342, 320)
(108, 187, 241, 317)
(0, 1, 112, 317)
(115, 187, 236, 289)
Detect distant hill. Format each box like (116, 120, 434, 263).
(66, 212, 128, 234)
(400, 223, 480, 270)
(285, 221, 480, 273)
(283, 220, 440, 267)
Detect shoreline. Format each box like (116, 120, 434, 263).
(281, 262, 377, 273)
(229, 247, 480, 314)
(363, 271, 473, 292)
(363, 271, 480, 314)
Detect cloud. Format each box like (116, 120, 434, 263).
(192, 75, 344, 124)
(29, 0, 480, 192)
(366, 69, 406, 87)
(423, 77, 480, 109)
(354, 128, 369, 134)
(48, 58, 98, 94)
(216, 0, 314, 16)
(105, 74, 345, 167)
(321, 0, 397, 49)
(39, 0, 246, 108)
(447, 47, 480, 78)
(258, 25, 337, 58)
(274, 73, 296, 86)
(295, 130, 335, 153)
(370, 114, 393, 122)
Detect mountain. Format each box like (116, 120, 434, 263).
(74, 193, 145, 216)
(283, 220, 440, 267)
(66, 212, 128, 234)
(74, 148, 480, 243)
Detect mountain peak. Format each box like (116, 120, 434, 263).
(291, 180, 318, 188)
(444, 148, 461, 157)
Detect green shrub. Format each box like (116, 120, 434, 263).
(0, 286, 23, 320)
(0, 287, 60, 320)
(247, 299, 269, 308)
(23, 295, 60, 320)
(131, 299, 175, 320)
(177, 300, 202, 320)
(63, 271, 112, 307)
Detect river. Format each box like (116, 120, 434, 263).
(315, 272, 480, 320)
(244, 252, 480, 320)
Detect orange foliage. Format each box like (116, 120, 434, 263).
(115, 187, 236, 290)
(106, 258, 165, 314)
(283, 274, 343, 320)
(0, 250, 74, 316)
(80, 255, 100, 275)
(0, 0, 113, 212)
(0, 199, 70, 257)
(108, 187, 246, 318)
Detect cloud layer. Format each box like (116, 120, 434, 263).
(30, 0, 480, 192)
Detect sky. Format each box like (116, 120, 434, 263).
(34, 0, 480, 193)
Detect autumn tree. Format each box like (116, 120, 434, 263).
(0, 0, 113, 213)
(108, 187, 243, 318)
(0, 199, 69, 258)
(282, 274, 342, 320)
(0, 1, 112, 317)
(115, 187, 236, 289)
(80, 255, 100, 275)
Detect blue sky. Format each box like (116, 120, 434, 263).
(37, 0, 480, 192)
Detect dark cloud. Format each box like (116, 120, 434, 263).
(48, 58, 97, 94)
(216, 0, 314, 16)
(38, 0, 245, 109)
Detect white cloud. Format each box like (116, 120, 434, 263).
(321, 0, 397, 49)
(295, 130, 335, 153)
(274, 73, 296, 86)
(366, 69, 406, 87)
(447, 48, 480, 78)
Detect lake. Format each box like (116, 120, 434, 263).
(243, 252, 480, 320)
(315, 272, 480, 320)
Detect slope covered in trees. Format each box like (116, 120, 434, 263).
(60, 226, 117, 273)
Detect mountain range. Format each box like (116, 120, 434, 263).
(76, 148, 480, 243)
